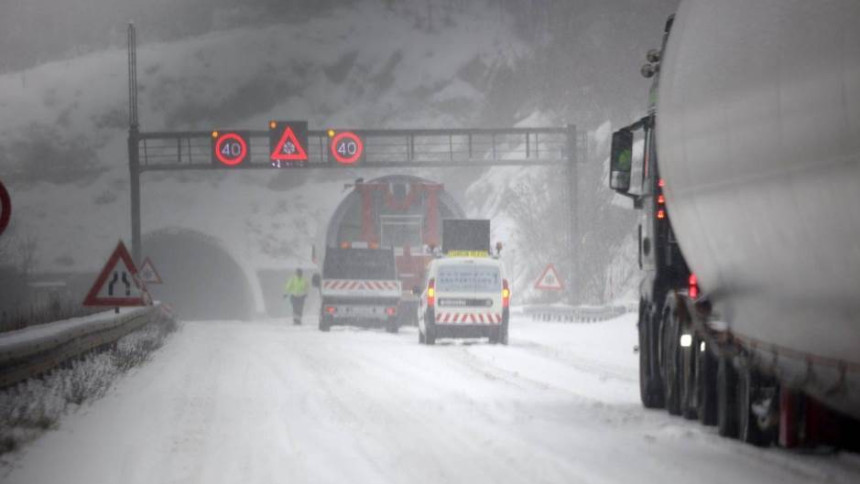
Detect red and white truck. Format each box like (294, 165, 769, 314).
(319, 174, 466, 327)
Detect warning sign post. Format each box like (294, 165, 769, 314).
(535, 263, 564, 291)
(83, 241, 151, 307)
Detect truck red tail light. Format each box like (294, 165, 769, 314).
(657, 209, 666, 220)
(427, 278, 436, 307)
(326, 306, 336, 314)
(502, 279, 510, 308)
(657, 194, 665, 204)
(689, 274, 699, 299)
(386, 307, 397, 316)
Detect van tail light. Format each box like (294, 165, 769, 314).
(427, 278, 436, 308)
(386, 307, 397, 316)
(502, 279, 510, 308)
(688, 274, 699, 299)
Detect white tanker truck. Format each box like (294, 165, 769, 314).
(608, 0, 860, 448)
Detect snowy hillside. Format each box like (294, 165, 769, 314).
(0, 2, 526, 274)
(0, 0, 642, 313)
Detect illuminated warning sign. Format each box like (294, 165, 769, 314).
(535, 264, 564, 291)
(330, 131, 363, 165)
(211, 131, 250, 167)
(83, 241, 150, 307)
(269, 121, 308, 167)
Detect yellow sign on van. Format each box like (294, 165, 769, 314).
(447, 250, 489, 258)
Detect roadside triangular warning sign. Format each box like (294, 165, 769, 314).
(535, 263, 564, 291)
(138, 257, 163, 285)
(83, 241, 149, 307)
(270, 126, 308, 161)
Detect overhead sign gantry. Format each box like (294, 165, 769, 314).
(125, 23, 588, 303)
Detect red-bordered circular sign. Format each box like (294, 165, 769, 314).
(0, 180, 10, 236)
(214, 132, 248, 167)
(330, 132, 364, 165)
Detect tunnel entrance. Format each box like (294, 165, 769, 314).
(142, 228, 254, 321)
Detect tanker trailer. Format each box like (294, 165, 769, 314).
(320, 175, 465, 327)
(608, 0, 860, 449)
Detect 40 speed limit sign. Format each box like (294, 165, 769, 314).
(211, 131, 250, 167)
(330, 131, 364, 165)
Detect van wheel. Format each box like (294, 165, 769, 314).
(425, 310, 437, 345)
(500, 312, 509, 345)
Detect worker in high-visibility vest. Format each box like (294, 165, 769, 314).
(283, 268, 309, 325)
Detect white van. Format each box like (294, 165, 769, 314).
(415, 257, 510, 345)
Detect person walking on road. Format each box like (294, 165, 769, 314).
(283, 268, 309, 325)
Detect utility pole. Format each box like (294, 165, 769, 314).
(566, 124, 579, 305)
(128, 22, 142, 264)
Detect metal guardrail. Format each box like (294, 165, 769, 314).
(522, 304, 634, 323)
(0, 305, 167, 388)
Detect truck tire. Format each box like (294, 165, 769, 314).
(639, 303, 665, 409)
(717, 354, 739, 438)
(488, 328, 500, 344)
(697, 340, 718, 426)
(662, 307, 682, 415)
(386, 317, 399, 334)
(681, 334, 699, 420)
(737, 361, 770, 446)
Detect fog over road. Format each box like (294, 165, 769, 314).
(5, 313, 859, 484)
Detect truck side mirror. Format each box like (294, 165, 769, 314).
(609, 129, 633, 193)
(311, 273, 321, 288)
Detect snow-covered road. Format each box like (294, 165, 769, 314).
(4, 312, 859, 483)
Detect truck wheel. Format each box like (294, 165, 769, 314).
(662, 307, 682, 415)
(697, 340, 718, 426)
(681, 334, 699, 420)
(386, 317, 399, 334)
(488, 328, 500, 345)
(717, 354, 739, 438)
(639, 303, 665, 409)
(737, 361, 770, 446)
